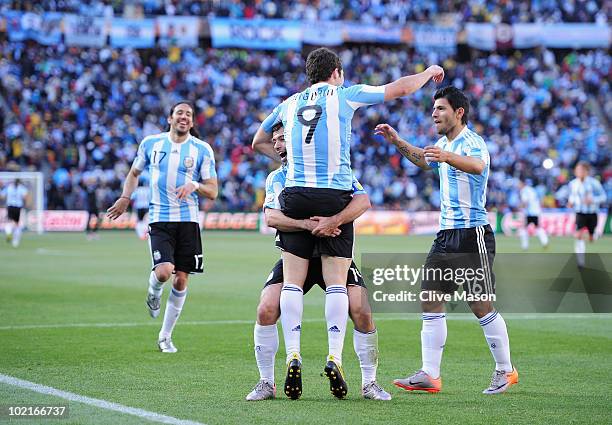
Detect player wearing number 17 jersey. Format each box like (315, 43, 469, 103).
(107, 101, 218, 353)
(253, 47, 444, 398)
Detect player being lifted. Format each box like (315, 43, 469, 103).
(253, 47, 443, 399)
(107, 101, 218, 353)
(567, 161, 607, 267)
(247, 123, 391, 401)
(376, 86, 518, 395)
(518, 179, 549, 250)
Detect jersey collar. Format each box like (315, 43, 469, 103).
(445, 125, 469, 144)
(310, 82, 328, 90)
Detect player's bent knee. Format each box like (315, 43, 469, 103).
(154, 264, 174, 282)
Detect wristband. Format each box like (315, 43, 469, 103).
(190, 180, 199, 190)
(119, 196, 130, 201)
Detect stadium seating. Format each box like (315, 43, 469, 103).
(0, 3, 610, 212)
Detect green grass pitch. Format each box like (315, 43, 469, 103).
(1, 231, 611, 424)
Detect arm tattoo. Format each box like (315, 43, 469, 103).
(398, 145, 421, 165)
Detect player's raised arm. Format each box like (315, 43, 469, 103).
(375, 123, 431, 170)
(253, 103, 283, 161)
(383, 65, 444, 101)
(252, 126, 281, 161)
(107, 165, 141, 220)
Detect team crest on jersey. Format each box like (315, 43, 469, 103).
(183, 156, 194, 168)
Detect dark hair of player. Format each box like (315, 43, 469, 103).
(305, 47, 342, 85)
(433, 86, 470, 125)
(576, 160, 591, 171)
(165, 100, 201, 138)
(271, 122, 283, 133)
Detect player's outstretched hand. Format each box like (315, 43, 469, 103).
(106, 197, 130, 220)
(310, 216, 342, 237)
(423, 145, 449, 163)
(375, 123, 401, 144)
(426, 65, 444, 83)
(176, 181, 198, 201)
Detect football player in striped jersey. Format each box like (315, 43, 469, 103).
(107, 101, 218, 353)
(376, 86, 518, 395)
(252, 47, 444, 386)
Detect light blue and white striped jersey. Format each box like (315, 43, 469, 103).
(133, 132, 216, 224)
(520, 185, 541, 216)
(568, 176, 606, 214)
(262, 83, 385, 191)
(264, 165, 366, 210)
(132, 186, 150, 210)
(4, 183, 28, 208)
(426, 126, 490, 230)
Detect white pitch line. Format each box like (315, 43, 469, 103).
(1, 314, 610, 331)
(34, 248, 89, 257)
(0, 373, 205, 425)
(0, 319, 255, 331)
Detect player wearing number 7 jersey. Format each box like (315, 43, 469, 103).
(252, 47, 444, 398)
(107, 101, 218, 353)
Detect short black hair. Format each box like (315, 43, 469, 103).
(166, 100, 200, 138)
(305, 47, 342, 85)
(433, 86, 470, 124)
(271, 121, 283, 133)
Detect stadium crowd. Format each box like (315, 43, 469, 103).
(2, 0, 608, 24)
(0, 38, 609, 213)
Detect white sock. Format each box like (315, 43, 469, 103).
(148, 271, 164, 298)
(575, 239, 586, 266)
(479, 311, 512, 372)
(536, 228, 548, 247)
(519, 228, 529, 250)
(421, 313, 446, 378)
(280, 284, 303, 362)
(12, 226, 21, 247)
(159, 287, 187, 340)
(254, 323, 278, 383)
(5, 223, 13, 237)
(353, 329, 378, 386)
(325, 285, 348, 365)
